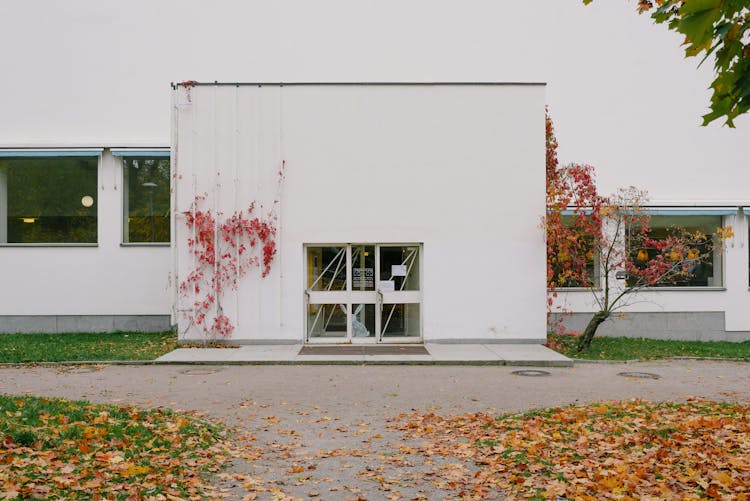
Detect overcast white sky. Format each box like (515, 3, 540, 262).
(1, 0, 747, 200)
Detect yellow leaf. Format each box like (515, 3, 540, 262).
(712, 470, 733, 487)
(122, 464, 151, 477)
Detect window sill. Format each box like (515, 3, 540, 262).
(550, 286, 726, 292)
(120, 242, 171, 247)
(549, 287, 602, 292)
(0, 243, 98, 247)
(636, 286, 726, 292)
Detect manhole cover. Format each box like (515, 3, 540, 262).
(618, 371, 661, 380)
(180, 368, 222, 376)
(65, 367, 100, 374)
(511, 370, 551, 377)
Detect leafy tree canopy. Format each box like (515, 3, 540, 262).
(584, 0, 750, 127)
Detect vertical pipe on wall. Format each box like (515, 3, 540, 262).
(0, 166, 7, 243)
(255, 87, 262, 329)
(212, 84, 220, 325)
(277, 85, 284, 329)
(189, 87, 199, 339)
(233, 85, 240, 328)
(169, 87, 179, 328)
(190, 170, 197, 337)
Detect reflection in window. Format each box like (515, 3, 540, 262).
(382, 303, 420, 337)
(352, 303, 375, 337)
(352, 245, 375, 291)
(123, 157, 170, 243)
(379, 245, 420, 291)
(0, 156, 98, 244)
(307, 303, 348, 338)
(629, 215, 722, 287)
(307, 246, 347, 291)
(550, 215, 599, 288)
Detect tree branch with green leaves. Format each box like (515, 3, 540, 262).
(584, 0, 750, 127)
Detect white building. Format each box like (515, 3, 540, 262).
(171, 82, 545, 343)
(0, 1, 747, 342)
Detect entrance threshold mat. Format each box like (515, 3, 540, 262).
(299, 345, 430, 356)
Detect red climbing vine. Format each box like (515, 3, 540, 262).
(179, 196, 278, 339)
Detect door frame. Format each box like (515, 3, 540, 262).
(304, 243, 423, 344)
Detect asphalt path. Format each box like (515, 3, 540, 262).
(2, 361, 749, 499)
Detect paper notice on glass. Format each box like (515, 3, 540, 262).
(379, 280, 395, 292)
(391, 265, 407, 277)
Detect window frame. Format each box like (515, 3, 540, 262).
(550, 211, 602, 291)
(115, 149, 171, 246)
(0, 149, 102, 247)
(304, 242, 423, 343)
(627, 210, 731, 290)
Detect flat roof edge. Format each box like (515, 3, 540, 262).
(170, 81, 546, 89)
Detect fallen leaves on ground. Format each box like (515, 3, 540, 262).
(390, 399, 750, 499)
(0, 394, 233, 499)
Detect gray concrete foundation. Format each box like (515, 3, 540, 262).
(550, 311, 750, 342)
(0, 315, 172, 334)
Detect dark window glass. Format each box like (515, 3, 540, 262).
(628, 215, 722, 287)
(551, 215, 598, 288)
(123, 157, 170, 243)
(1, 157, 97, 244)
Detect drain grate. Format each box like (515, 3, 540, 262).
(511, 369, 551, 377)
(180, 368, 222, 376)
(618, 371, 661, 380)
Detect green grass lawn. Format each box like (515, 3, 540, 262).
(0, 394, 230, 499)
(0, 332, 177, 363)
(550, 333, 750, 360)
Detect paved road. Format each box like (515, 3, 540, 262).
(2, 361, 749, 499)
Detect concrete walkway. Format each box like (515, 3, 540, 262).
(155, 343, 572, 366)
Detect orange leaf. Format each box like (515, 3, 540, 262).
(82, 479, 102, 489)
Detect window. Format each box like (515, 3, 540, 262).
(0, 154, 98, 244)
(630, 215, 723, 287)
(121, 155, 170, 243)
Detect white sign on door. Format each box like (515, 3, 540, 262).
(392, 265, 407, 277)
(379, 280, 395, 292)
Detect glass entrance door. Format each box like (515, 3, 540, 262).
(305, 243, 422, 343)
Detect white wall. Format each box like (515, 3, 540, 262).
(0, 1, 745, 199)
(0, 152, 171, 317)
(173, 84, 546, 342)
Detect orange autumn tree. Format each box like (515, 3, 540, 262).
(545, 113, 730, 351)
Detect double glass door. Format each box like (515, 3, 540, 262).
(305, 244, 421, 343)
